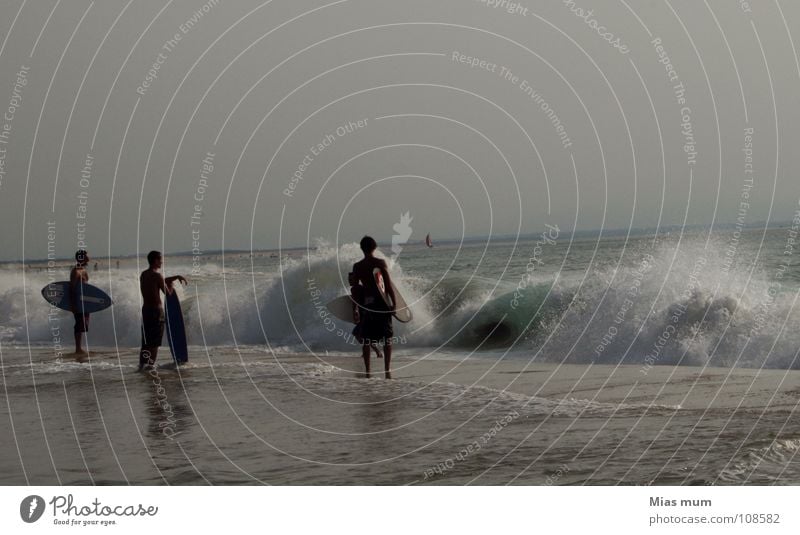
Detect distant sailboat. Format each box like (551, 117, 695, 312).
(425, 233, 433, 248)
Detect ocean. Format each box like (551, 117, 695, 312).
(2, 227, 800, 484)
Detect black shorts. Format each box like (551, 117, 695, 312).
(141, 307, 165, 347)
(73, 313, 90, 333)
(359, 310, 393, 344)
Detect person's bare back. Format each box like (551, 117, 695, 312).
(140, 268, 166, 308)
(353, 236, 395, 379)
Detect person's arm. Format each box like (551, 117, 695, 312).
(155, 273, 170, 296)
(351, 295, 360, 323)
(164, 275, 188, 294)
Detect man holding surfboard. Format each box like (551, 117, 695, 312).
(139, 251, 187, 370)
(352, 236, 396, 379)
(348, 271, 383, 360)
(69, 249, 91, 355)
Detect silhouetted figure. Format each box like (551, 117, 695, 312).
(70, 250, 90, 354)
(139, 251, 187, 370)
(351, 236, 395, 379)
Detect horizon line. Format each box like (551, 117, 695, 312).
(3, 220, 791, 265)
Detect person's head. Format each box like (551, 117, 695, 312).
(359, 236, 377, 255)
(147, 250, 162, 269)
(75, 250, 89, 266)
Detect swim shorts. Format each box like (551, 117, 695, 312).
(359, 309, 393, 344)
(141, 306, 165, 347)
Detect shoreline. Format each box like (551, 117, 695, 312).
(13, 346, 800, 412)
(314, 353, 800, 412)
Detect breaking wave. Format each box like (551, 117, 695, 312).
(2, 239, 800, 369)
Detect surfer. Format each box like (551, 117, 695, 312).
(352, 236, 395, 379)
(139, 251, 187, 370)
(69, 250, 90, 355)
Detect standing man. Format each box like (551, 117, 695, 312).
(69, 249, 90, 355)
(352, 236, 395, 379)
(139, 251, 187, 370)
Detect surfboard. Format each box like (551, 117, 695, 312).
(165, 292, 188, 364)
(41, 281, 113, 313)
(326, 295, 358, 323)
(373, 268, 412, 323)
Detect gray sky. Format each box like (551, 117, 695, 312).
(1, 0, 799, 261)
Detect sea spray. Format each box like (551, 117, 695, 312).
(3, 237, 800, 369)
(530, 239, 800, 369)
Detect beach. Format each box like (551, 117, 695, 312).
(2, 345, 798, 485)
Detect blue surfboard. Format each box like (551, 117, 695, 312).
(165, 291, 188, 364)
(41, 281, 113, 314)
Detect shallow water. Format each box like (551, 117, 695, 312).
(2, 347, 798, 485)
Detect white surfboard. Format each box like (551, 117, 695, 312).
(373, 268, 412, 323)
(326, 295, 358, 323)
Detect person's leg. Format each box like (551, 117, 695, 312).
(384, 339, 392, 379)
(140, 307, 164, 369)
(74, 314, 87, 353)
(139, 346, 158, 369)
(140, 311, 149, 369)
(362, 342, 371, 377)
(383, 313, 393, 378)
(140, 347, 150, 369)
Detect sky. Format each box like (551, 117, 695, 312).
(1, 0, 799, 261)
